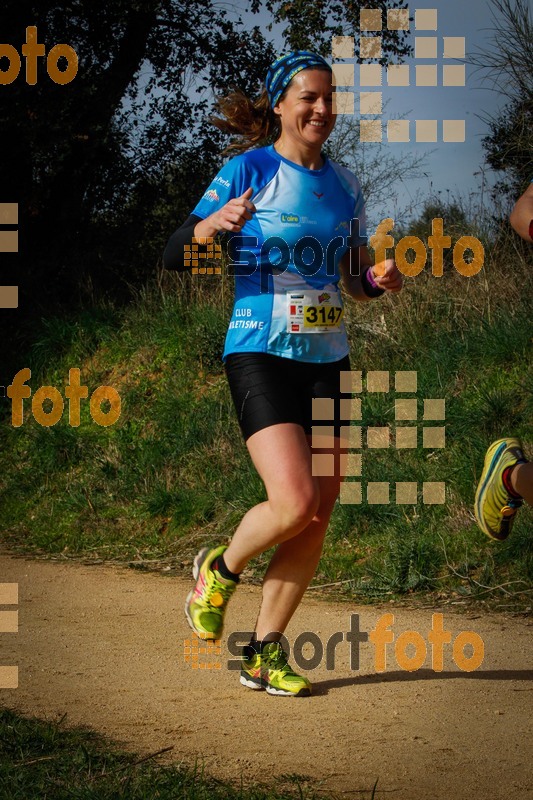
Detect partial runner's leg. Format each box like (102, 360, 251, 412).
(239, 440, 344, 698)
(475, 437, 529, 540)
(511, 461, 533, 505)
(222, 423, 321, 574)
(185, 423, 335, 641)
(225, 427, 345, 638)
(253, 470, 341, 641)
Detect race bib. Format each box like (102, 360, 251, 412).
(286, 290, 344, 334)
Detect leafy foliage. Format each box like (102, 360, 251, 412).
(263, 0, 410, 59)
(472, 0, 533, 201)
(482, 97, 533, 200)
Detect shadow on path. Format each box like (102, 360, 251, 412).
(313, 669, 533, 695)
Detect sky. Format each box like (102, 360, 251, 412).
(225, 0, 511, 222)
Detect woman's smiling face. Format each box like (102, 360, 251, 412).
(274, 69, 336, 149)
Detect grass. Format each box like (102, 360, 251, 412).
(0, 227, 532, 610)
(0, 707, 360, 800)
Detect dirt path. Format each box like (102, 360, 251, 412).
(0, 554, 532, 799)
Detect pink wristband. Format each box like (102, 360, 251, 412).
(366, 267, 379, 289)
(361, 266, 385, 298)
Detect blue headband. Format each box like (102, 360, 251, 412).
(265, 51, 332, 108)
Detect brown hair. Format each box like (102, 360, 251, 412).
(211, 87, 280, 155)
(212, 64, 332, 155)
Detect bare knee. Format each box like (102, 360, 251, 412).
(271, 483, 320, 535)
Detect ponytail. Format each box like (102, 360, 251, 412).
(212, 63, 331, 155)
(211, 87, 280, 155)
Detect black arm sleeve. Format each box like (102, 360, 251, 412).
(162, 214, 204, 271)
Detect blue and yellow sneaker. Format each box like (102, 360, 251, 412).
(184, 545, 237, 640)
(240, 642, 312, 697)
(474, 438, 526, 540)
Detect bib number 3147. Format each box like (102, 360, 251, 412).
(304, 305, 343, 327)
(286, 290, 344, 334)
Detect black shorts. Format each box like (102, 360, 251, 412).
(224, 352, 351, 441)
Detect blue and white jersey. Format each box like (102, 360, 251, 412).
(192, 144, 367, 363)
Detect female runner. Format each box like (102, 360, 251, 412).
(164, 51, 403, 696)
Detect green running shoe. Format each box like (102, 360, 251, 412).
(474, 438, 526, 541)
(240, 642, 312, 697)
(184, 545, 237, 640)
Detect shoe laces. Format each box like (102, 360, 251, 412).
(263, 643, 292, 674)
(205, 572, 235, 606)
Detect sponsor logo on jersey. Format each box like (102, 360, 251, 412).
(280, 213, 300, 224)
(203, 189, 220, 202)
(214, 176, 231, 188)
(318, 292, 331, 303)
(335, 220, 350, 231)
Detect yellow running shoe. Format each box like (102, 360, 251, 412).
(184, 545, 237, 640)
(240, 642, 312, 697)
(474, 438, 526, 540)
